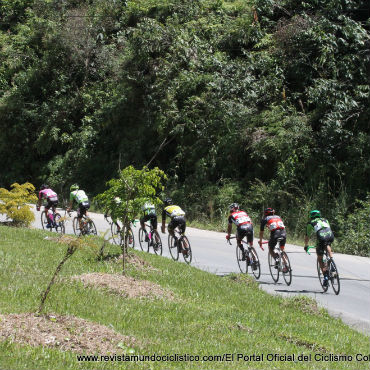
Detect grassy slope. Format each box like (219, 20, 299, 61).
(0, 226, 368, 370)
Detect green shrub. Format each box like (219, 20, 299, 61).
(0, 182, 38, 227)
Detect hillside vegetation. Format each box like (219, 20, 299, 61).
(0, 0, 369, 254)
(0, 226, 369, 370)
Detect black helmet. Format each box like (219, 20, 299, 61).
(40, 184, 49, 190)
(229, 203, 239, 211)
(264, 207, 275, 216)
(164, 197, 173, 206)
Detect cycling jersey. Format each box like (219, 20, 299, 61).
(163, 205, 185, 218)
(39, 189, 58, 202)
(228, 211, 252, 226)
(142, 202, 156, 216)
(70, 190, 89, 205)
(260, 215, 285, 232)
(306, 218, 334, 255)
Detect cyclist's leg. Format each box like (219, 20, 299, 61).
(77, 205, 85, 229)
(268, 232, 279, 260)
(150, 214, 158, 230)
(167, 218, 176, 238)
(278, 230, 289, 270)
(44, 204, 52, 227)
(236, 227, 247, 260)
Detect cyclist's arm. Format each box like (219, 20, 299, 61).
(304, 222, 314, 249)
(259, 219, 266, 244)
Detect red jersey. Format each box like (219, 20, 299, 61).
(228, 210, 252, 227)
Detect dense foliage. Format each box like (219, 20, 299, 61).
(1, 0, 369, 254)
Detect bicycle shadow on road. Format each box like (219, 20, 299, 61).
(274, 289, 324, 294)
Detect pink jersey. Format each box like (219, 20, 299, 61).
(39, 189, 58, 201)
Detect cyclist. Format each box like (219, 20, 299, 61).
(259, 207, 288, 272)
(226, 203, 254, 266)
(67, 184, 90, 230)
(104, 197, 122, 232)
(304, 210, 335, 287)
(161, 198, 187, 253)
(36, 184, 58, 228)
(140, 201, 157, 241)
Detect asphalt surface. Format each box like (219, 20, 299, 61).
(24, 207, 370, 336)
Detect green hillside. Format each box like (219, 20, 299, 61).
(0, 226, 369, 369)
(0, 0, 369, 254)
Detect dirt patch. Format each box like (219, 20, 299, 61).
(73, 273, 174, 300)
(281, 296, 321, 315)
(0, 313, 136, 353)
(225, 273, 258, 287)
(115, 253, 160, 272)
(279, 333, 329, 353)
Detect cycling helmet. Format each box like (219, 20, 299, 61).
(164, 197, 173, 206)
(229, 203, 239, 211)
(114, 197, 121, 204)
(70, 184, 79, 191)
(264, 207, 275, 216)
(309, 210, 321, 219)
(40, 184, 49, 190)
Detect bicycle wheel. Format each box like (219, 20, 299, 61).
(87, 219, 97, 235)
(54, 213, 65, 234)
(72, 217, 79, 236)
(111, 222, 122, 245)
(268, 252, 279, 283)
(281, 251, 292, 286)
(236, 245, 247, 274)
(168, 235, 179, 261)
(250, 247, 261, 279)
(138, 228, 147, 251)
(329, 259, 340, 295)
(181, 236, 192, 264)
(41, 211, 47, 230)
(125, 227, 135, 249)
(152, 230, 162, 256)
(317, 259, 329, 292)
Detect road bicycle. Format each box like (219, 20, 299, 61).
(264, 238, 292, 286)
(40, 207, 65, 233)
(168, 227, 192, 264)
(227, 236, 261, 279)
(138, 222, 162, 255)
(306, 245, 340, 295)
(71, 211, 97, 236)
(104, 215, 135, 248)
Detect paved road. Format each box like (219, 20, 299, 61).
(29, 207, 370, 335)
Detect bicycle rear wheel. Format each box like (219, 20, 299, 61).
(41, 211, 47, 230)
(236, 245, 247, 274)
(72, 217, 79, 236)
(317, 259, 329, 292)
(111, 222, 122, 245)
(168, 235, 179, 261)
(281, 251, 292, 286)
(181, 236, 192, 264)
(268, 252, 279, 283)
(152, 230, 162, 256)
(54, 213, 65, 234)
(329, 259, 340, 295)
(138, 228, 147, 251)
(250, 247, 261, 279)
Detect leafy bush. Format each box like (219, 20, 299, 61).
(0, 182, 38, 226)
(336, 197, 370, 256)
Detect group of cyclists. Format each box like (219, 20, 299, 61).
(37, 184, 336, 287)
(226, 203, 335, 287)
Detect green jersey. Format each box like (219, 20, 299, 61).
(306, 218, 332, 238)
(70, 190, 89, 205)
(142, 202, 156, 216)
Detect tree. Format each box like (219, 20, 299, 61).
(95, 166, 167, 273)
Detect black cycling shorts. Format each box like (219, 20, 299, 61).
(269, 229, 286, 249)
(46, 198, 58, 209)
(168, 216, 186, 234)
(236, 223, 253, 244)
(140, 214, 157, 229)
(77, 201, 90, 218)
(316, 229, 334, 255)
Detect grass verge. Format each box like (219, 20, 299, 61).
(0, 226, 369, 370)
